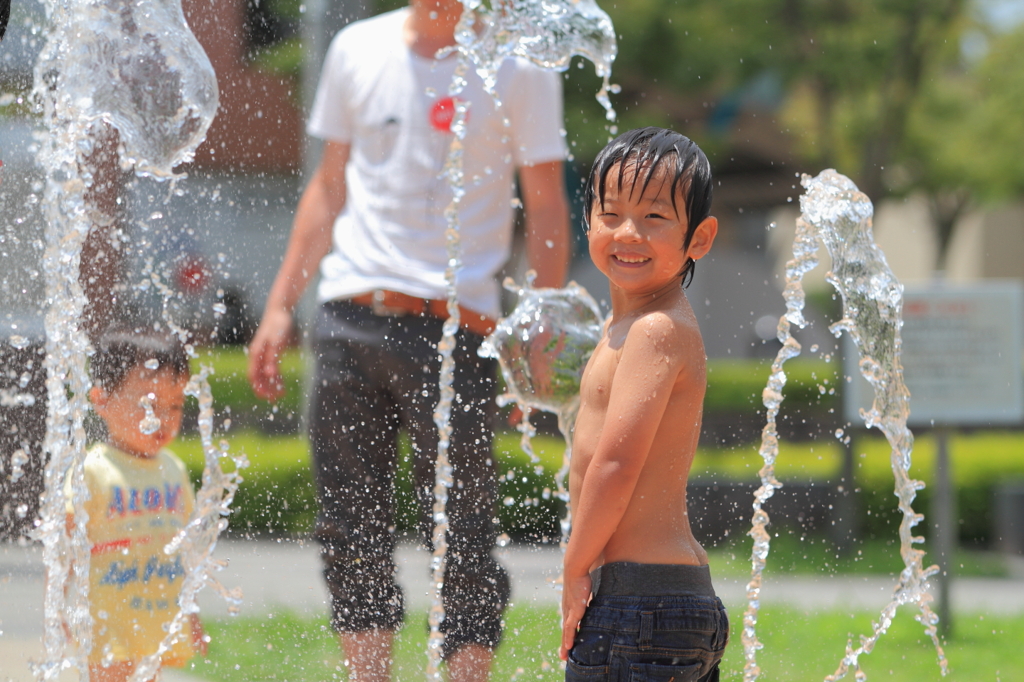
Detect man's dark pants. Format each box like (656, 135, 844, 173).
(310, 300, 510, 658)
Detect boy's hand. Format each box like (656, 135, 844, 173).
(559, 571, 592, 661)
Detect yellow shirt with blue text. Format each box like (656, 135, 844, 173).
(67, 443, 197, 666)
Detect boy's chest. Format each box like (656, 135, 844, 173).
(579, 340, 621, 410)
(93, 485, 189, 546)
(85, 462, 191, 544)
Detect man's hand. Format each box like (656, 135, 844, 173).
(246, 140, 349, 402)
(247, 306, 294, 401)
(559, 570, 592, 661)
(190, 613, 209, 657)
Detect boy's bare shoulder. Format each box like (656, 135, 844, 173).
(622, 297, 704, 364)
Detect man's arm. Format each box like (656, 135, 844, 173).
(519, 160, 570, 288)
(247, 141, 350, 400)
(80, 123, 126, 341)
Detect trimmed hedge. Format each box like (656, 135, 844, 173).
(176, 348, 1020, 548)
(705, 357, 841, 413)
(174, 427, 1024, 548)
(174, 430, 568, 540)
(186, 347, 842, 435)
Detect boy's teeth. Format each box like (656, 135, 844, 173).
(617, 255, 647, 263)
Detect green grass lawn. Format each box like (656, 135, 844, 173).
(186, 604, 1023, 681)
(704, 532, 1012, 579)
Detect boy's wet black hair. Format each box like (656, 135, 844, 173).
(0, 0, 9, 43)
(90, 327, 190, 393)
(584, 126, 713, 288)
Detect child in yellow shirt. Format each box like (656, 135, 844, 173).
(68, 329, 205, 682)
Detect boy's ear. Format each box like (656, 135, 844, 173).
(89, 385, 109, 412)
(686, 216, 718, 261)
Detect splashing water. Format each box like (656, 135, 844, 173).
(51, 0, 219, 178)
(479, 272, 604, 548)
(0, 389, 38, 408)
(425, 61, 469, 679)
(424, 2, 617, 675)
(742, 170, 946, 681)
(8, 448, 30, 484)
(28, 0, 241, 678)
(452, 0, 619, 123)
(128, 365, 247, 682)
(483, 273, 604, 418)
(137, 392, 161, 435)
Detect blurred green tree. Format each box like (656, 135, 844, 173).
(902, 21, 1024, 268)
(557, 0, 1016, 273)
(564, 0, 968, 197)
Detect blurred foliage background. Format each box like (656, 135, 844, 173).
(178, 0, 1024, 567)
(245, 0, 1024, 271)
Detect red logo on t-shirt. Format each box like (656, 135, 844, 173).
(430, 97, 468, 132)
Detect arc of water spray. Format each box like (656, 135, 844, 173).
(479, 274, 604, 550)
(425, 56, 471, 682)
(30, 0, 245, 678)
(425, 2, 616, 678)
(742, 170, 947, 682)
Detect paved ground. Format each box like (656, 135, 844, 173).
(3, 539, 1024, 681)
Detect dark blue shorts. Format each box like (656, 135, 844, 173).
(565, 563, 729, 682)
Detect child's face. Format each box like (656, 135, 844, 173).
(91, 366, 189, 458)
(588, 162, 715, 296)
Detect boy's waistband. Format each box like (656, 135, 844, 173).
(591, 562, 716, 598)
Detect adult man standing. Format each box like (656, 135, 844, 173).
(247, 1, 570, 680)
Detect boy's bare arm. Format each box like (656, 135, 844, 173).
(564, 313, 689, 576)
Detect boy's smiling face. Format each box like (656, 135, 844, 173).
(588, 161, 716, 298)
(91, 366, 189, 458)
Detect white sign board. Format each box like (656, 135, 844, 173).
(843, 280, 1024, 427)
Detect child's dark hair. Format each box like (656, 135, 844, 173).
(584, 127, 713, 288)
(91, 327, 190, 393)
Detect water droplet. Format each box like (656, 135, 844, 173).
(138, 393, 161, 434)
(8, 448, 28, 481)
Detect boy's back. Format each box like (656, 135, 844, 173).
(561, 127, 728, 681)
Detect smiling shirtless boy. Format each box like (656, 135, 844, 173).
(560, 127, 729, 682)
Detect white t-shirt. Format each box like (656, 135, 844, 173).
(308, 8, 567, 318)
